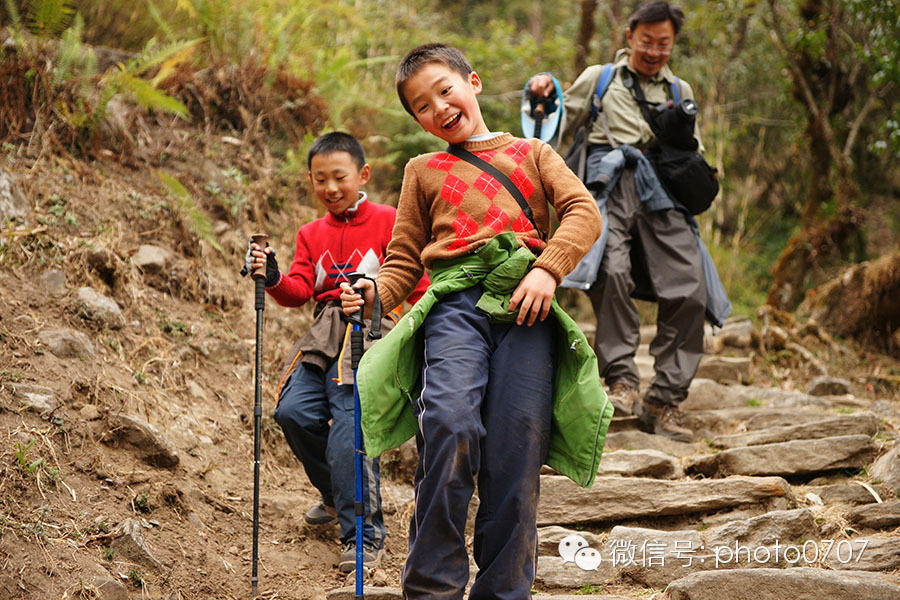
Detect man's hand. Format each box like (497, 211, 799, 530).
(508, 267, 557, 326)
(528, 74, 555, 99)
(340, 280, 375, 320)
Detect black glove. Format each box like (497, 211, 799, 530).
(243, 244, 280, 287)
(262, 249, 279, 287)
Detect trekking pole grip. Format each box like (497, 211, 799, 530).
(250, 233, 269, 311)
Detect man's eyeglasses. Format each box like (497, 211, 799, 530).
(633, 40, 673, 55)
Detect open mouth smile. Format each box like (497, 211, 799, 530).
(442, 113, 461, 129)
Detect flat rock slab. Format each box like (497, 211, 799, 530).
(848, 500, 900, 529)
(823, 536, 900, 572)
(663, 567, 900, 600)
(534, 556, 615, 589)
(604, 430, 705, 457)
(681, 379, 743, 411)
(870, 444, 900, 496)
(598, 449, 682, 479)
(537, 475, 792, 526)
(806, 482, 886, 506)
(710, 413, 880, 449)
(695, 356, 750, 384)
(326, 587, 402, 600)
(686, 435, 877, 478)
(702, 508, 818, 549)
(109, 518, 163, 570)
(103, 414, 180, 469)
(683, 407, 827, 435)
(537, 525, 604, 557)
(607, 526, 707, 588)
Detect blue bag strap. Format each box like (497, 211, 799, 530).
(671, 76, 681, 103)
(589, 63, 616, 124)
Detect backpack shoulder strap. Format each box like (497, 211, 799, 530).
(670, 76, 681, 103)
(589, 63, 616, 124)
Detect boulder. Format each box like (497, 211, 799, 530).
(805, 376, 853, 396)
(0, 167, 29, 222)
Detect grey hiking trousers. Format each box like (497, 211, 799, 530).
(587, 169, 706, 407)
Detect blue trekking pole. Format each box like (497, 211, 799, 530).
(346, 273, 382, 600)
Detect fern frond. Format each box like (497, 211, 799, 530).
(52, 12, 87, 86)
(158, 172, 225, 257)
(118, 74, 189, 119)
(27, 0, 74, 37)
(125, 38, 201, 78)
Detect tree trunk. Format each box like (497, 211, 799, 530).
(575, 0, 598, 74)
(799, 251, 900, 354)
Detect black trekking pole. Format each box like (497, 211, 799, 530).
(241, 233, 268, 598)
(346, 273, 382, 600)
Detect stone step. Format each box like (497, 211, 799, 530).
(686, 435, 878, 478)
(682, 407, 829, 435)
(537, 475, 792, 526)
(598, 449, 683, 479)
(661, 568, 900, 600)
(710, 413, 881, 448)
(604, 430, 706, 457)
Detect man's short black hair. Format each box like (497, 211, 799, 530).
(307, 131, 366, 171)
(628, 1, 685, 35)
(396, 43, 473, 116)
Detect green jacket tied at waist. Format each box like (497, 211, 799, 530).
(357, 233, 613, 488)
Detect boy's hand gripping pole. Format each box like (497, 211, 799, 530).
(346, 274, 381, 600)
(247, 233, 267, 598)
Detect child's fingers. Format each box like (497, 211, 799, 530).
(516, 295, 534, 326)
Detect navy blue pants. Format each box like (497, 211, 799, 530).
(401, 287, 556, 600)
(274, 360, 385, 548)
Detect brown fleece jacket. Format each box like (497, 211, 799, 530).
(376, 133, 602, 312)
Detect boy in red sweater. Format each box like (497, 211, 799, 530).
(249, 131, 429, 572)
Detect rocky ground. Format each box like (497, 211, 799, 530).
(1, 123, 899, 600)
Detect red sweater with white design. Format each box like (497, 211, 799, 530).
(267, 196, 430, 307)
(376, 133, 601, 312)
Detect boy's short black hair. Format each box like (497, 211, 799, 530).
(396, 43, 473, 116)
(628, 1, 685, 35)
(307, 131, 366, 171)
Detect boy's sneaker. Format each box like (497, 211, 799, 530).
(338, 542, 384, 573)
(607, 382, 640, 415)
(304, 502, 336, 525)
(635, 401, 694, 442)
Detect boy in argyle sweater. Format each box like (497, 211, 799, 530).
(248, 131, 429, 572)
(341, 45, 602, 598)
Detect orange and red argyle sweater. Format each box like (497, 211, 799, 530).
(267, 197, 429, 308)
(376, 133, 602, 312)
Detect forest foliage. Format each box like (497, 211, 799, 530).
(1, 0, 898, 321)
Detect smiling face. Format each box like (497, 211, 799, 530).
(308, 150, 370, 216)
(401, 62, 489, 144)
(626, 19, 676, 79)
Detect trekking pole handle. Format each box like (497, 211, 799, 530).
(250, 234, 269, 311)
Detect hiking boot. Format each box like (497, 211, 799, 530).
(607, 382, 640, 416)
(636, 401, 694, 442)
(338, 542, 384, 573)
(304, 502, 336, 525)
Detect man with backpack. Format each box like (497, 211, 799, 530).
(528, 1, 730, 442)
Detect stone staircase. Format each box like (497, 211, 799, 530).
(329, 318, 900, 600)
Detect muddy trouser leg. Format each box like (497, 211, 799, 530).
(634, 203, 706, 408)
(587, 170, 642, 389)
(325, 361, 385, 548)
(470, 310, 555, 600)
(273, 362, 333, 506)
(401, 287, 554, 600)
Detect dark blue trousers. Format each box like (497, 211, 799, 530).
(401, 286, 556, 600)
(274, 360, 385, 547)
